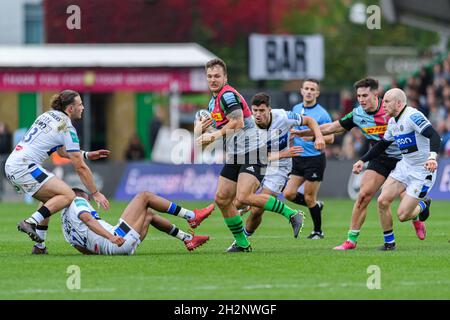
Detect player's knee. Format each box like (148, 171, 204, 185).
(215, 192, 231, 208)
(304, 193, 316, 207)
(144, 212, 153, 224)
(63, 190, 76, 206)
(283, 189, 296, 201)
(358, 190, 374, 206)
(234, 193, 251, 209)
(397, 208, 409, 222)
(137, 191, 153, 201)
(377, 196, 390, 210)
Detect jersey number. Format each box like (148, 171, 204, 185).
(23, 127, 39, 143)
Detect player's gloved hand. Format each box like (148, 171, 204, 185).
(109, 235, 125, 247)
(87, 149, 110, 160)
(424, 159, 438, 172)
(92, 191, 110, 210)
(352, 160, 365, 174)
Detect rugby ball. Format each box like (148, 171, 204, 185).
(195, 109, 212, 122)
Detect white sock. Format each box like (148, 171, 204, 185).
(169, 225, 193, 241)
(29, 211, 45, 224)
(166, 203, 195, 220)
(179, 208, 195, 221)
(36, 228, 47, 248)
(177, 230, 193, 241)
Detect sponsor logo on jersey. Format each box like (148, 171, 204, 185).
(362, 125, 387, 134)
(49, 111, 62, 121)
(410, 113, 427, 128)
(70, 131, 79, 143)
(395, 131, 418, 153)
(210, 112, 223, 122)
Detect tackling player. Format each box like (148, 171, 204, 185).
(4, 90, 109, 246)
(292, 78, 432, 250)
(353, 88, 440, 245)
(227, 92, 325, 250)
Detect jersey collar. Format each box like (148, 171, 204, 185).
(303, 102, 318, 109)
(55, 109, 69, 117)
(366, 99, 381, 115)
(256, 112, 272, 130)
(394, 105, 407, 122)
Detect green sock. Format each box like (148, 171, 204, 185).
(348, 230, 360, 244)
(263, 196, 297, 220)
(224, 215, 250, 248)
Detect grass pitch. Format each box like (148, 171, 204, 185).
(0, 199, 449, 300)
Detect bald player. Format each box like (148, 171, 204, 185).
(353, 88, 441, 249)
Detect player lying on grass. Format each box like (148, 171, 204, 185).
(61, 188, 214, 255)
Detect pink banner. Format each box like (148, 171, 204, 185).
(0, 69, 198, 92)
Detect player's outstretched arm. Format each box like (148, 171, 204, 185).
(291, 120, 346, 138)
(302, 116, 326, 150)
(59, 147, 110, 161)
(83, 149, 110, 161)
(268, 146, 303, 161)
(68, 151, 110, 210)
(79, 212, 125, 246)
(302, 134, 334, 144)
(353, 139, 393, 174)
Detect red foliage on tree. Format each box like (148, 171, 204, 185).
(44, 0, 307, 44)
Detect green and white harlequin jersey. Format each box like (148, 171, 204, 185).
(383, 107, 432, 167)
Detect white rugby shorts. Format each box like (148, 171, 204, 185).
(261, 164, 290, 195)
(4, 162, 54, 196)
(389, 160, 436, 199)
(86, 219, 141, 255)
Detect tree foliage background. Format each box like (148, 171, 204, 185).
(195, 0, 439, 89)
(46, 0, 441, 90)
